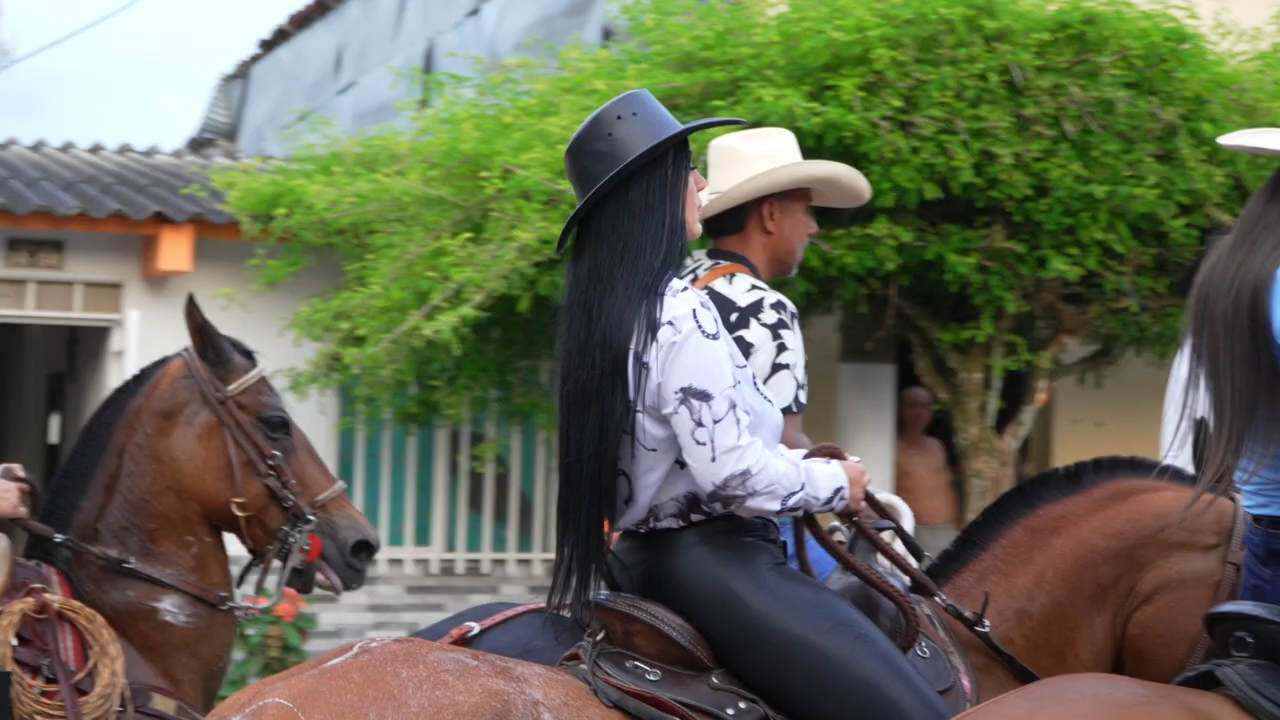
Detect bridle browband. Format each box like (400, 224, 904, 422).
(20, 345, 350, 614)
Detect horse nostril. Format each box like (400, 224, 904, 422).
(348, 538, 378, 564)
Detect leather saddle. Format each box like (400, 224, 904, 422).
(559, 591, 781, 720)
(558, 584, 972, 720)
(1175, 601, 1280, 720)
(0, 554, 205, 720)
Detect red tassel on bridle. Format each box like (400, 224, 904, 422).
(304, 533, 323, 564)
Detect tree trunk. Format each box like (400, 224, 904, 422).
(902, 324, 1046, 524)
(958, 424, 1018, 523)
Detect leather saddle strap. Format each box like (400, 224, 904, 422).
(130, 684, 206, 720)
(438, 602, 549, 646)
(1184, 494, 1248, 672)
(691, 263, 753, 290)
(792, 519, 815, 579)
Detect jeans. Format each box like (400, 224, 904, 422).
(607, 515, 951, 720)
(1242, 517, 1280, 604)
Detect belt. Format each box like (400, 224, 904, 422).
(1250, 514, 1280, 531)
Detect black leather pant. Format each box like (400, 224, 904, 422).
(606, 515, 952, 720)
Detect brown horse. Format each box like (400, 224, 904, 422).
(209, 457, 1240, 718)
(10, 295, 378, 716)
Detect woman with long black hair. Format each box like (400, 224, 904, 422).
(1180, 127, 1280, 605)
(548, 88, 950, 720)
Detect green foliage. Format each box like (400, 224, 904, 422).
(210, 0, 1280, 428)
(217, 590, 317, 703)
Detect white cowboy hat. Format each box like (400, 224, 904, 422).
(1216, 128, 1280, 156)
(699, 127, 872, 219)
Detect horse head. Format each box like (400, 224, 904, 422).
(181, 295, 378, 594)
(22, 294, 379, 709)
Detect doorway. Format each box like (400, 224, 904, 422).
(0, 324, 112, 488)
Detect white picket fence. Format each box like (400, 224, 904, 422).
(223, 395, 561, 579)
(347, 412, 559, 576)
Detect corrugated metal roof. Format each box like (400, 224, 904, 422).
(231, 0, 347, 78)
(193, 75, 247, 144)
(0, 140, 246, 224)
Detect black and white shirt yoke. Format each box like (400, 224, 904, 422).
(678, 249, 809, 416)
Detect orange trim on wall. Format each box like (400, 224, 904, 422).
(0, 212, 242, 240)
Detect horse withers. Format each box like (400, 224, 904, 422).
(3, 295, 379, 716)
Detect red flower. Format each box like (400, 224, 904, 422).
(279, 587, 309, 610)
(273, 602, 299, 623)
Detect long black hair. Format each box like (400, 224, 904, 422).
(1180, 167, 1280, 496)
(548, 139, 693, 622)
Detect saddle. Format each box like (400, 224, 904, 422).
(557, 513, 976, 720)
(559, 592, 780, 720)
(0, 549, 204, 720)
(1175, 601, 1280, 720)
(559, 589, 970, 720)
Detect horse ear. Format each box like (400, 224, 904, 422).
(184, 294, 230, 369)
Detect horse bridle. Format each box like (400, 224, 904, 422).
(19, 346, 349, 615)
(181, 346, 353, 606)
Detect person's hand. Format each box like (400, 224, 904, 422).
(839, 458, 870, 511)
(0, 474, 30, 521)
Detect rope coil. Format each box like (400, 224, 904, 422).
(0, 592, 128, 720)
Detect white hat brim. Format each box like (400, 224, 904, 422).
(1216, 128, 1280, 156)
(699, 160, 872, 219)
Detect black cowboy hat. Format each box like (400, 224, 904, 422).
(556, 89, 746, 255)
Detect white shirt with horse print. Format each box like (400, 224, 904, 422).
(616, 277, 849, 532)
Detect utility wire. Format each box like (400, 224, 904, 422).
(0, 0, 148, 77)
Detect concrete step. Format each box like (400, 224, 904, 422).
(279, 570, 547, 656)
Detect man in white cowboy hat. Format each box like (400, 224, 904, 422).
(678, 127, 873, 581)
(679, 126, 871, 448)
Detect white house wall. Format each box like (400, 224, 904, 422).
(0, 230, 344, 469)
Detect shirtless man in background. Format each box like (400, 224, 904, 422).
(895, 386, 960, 557)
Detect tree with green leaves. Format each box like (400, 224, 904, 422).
(211, 0, 1280, 518)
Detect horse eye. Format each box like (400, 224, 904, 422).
(260, 413, 292, 439)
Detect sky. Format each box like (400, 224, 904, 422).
(0, 0, 305, 151)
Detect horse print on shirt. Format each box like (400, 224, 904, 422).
(672, 384, 744, 463)
(634, 468, 764, 530)
(629, 378, 754, 529)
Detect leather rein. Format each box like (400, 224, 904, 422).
(793, 445, 1043, 687)
(1181, 493, 1247, 672)
(17, 346, 349, 614)
(798, 488, 1248, 687)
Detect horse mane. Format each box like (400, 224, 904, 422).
(924, 455, 1201, 585)
(26, 336, 258, 564)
